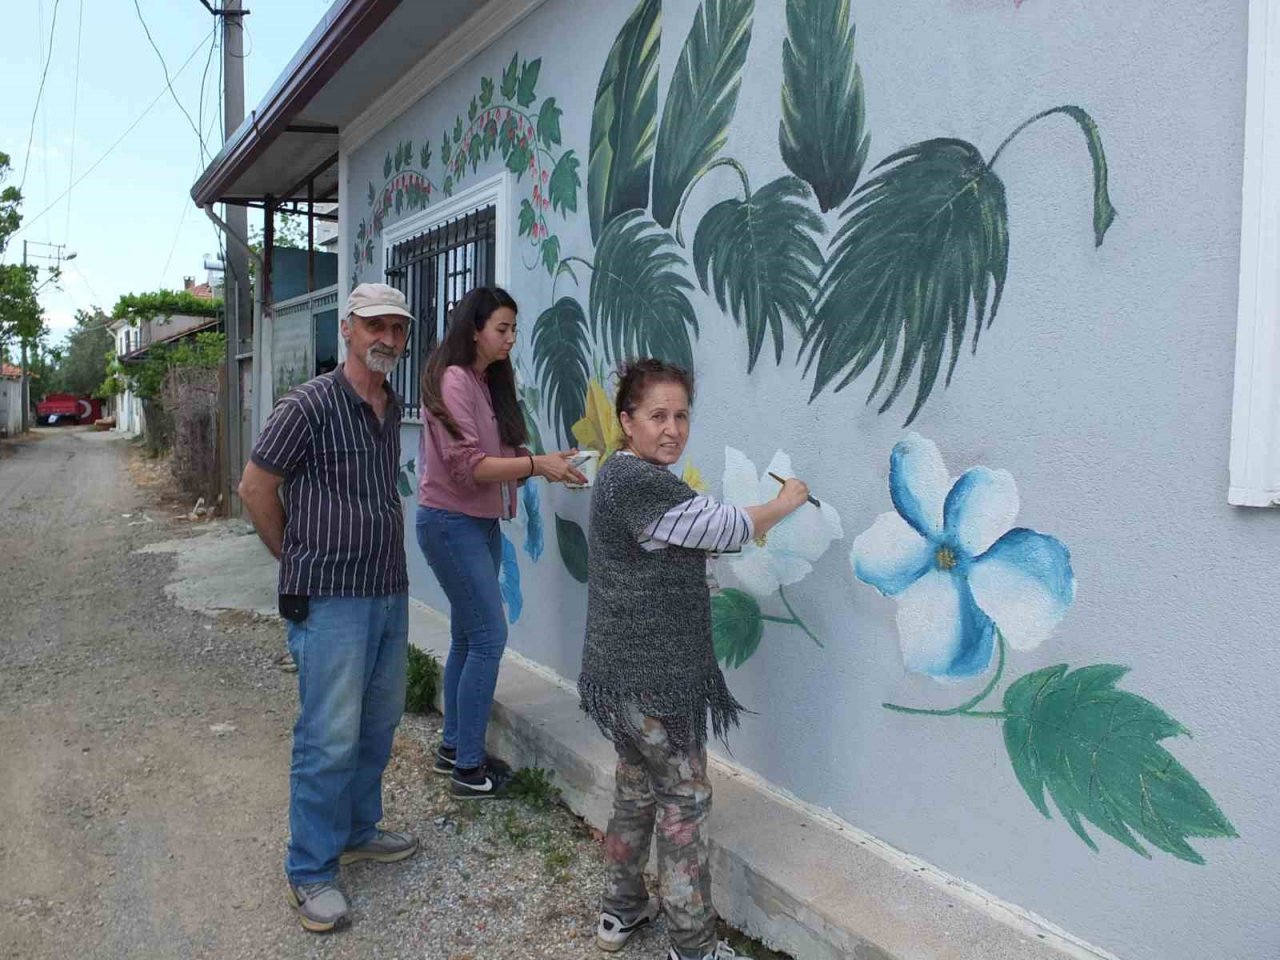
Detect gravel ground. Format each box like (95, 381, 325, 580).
(0, 428, 781, 960)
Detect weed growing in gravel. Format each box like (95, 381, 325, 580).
(505, 766, 560, 807)
(404, 646, 441, 714)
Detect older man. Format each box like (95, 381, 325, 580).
(239, 282, 418, 932)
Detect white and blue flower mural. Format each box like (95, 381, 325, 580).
(851, 435, 1236, 864)
(851, 433, 1074, 680)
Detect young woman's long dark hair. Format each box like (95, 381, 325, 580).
(420, 286, 527, 447)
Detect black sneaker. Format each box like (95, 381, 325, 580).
(450, 763, 511, 800)
(433, 744, 513, 778)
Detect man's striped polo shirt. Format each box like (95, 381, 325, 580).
(250, 365, 408, 597)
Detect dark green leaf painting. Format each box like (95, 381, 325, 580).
(531, 296, 591, 445)
(588, 0, 661, 243)
(589, 211, 698, 370)
(779, 0, 869, 213)
(693, 173, 824, 370)
(651, 0, 754, 229)
(712, 588, 764, 669)
(555, 514, 590, 584)
(805, 106, 1115, 424)
(1003, 665, 1237, 864)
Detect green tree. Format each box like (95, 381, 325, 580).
(57, 309, 114, 397)
(0, 150, 46, 353)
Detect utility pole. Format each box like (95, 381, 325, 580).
(20, 240, 75, 433)
(219, 0, 251, 513)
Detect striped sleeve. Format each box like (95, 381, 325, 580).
(639, 495, 753, 553)
(250, 396, 314, 477)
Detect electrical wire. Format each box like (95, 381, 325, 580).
(132, 0, 208, 161)
(12, 30, 214, 241)
(63, 0, 84, 241)
(20, 0, 63, 194)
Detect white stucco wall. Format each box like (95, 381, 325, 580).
(347, 2, 1275, 957)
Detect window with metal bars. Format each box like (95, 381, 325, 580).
(384, 205, 497, 417)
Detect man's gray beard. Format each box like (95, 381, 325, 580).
(366, 349, 400, 374)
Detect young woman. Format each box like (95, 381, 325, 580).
(416, 286, 584, 799)
(578, 359, 809, 960)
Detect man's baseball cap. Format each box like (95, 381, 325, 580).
(343, 282, 414, 321)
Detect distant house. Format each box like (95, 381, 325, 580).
(0, 362, 23, 437)
(108, 311, 220, 437)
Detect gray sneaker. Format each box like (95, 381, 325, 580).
(667, 943, 749, 960)
(339, 829, 418, 865)
(287, 880, 349, 932)
(596, 897, 659, 951)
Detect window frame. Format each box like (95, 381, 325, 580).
(1230, 0, 1280, 506)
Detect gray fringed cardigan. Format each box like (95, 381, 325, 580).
(577, 453, 744, 751)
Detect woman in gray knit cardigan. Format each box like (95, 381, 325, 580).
(578, 359, 810, 960)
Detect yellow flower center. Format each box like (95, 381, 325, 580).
(936, 546, 957, 571)
(754, 534, 768, 548)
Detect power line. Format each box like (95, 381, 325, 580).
(63, 0, 85, 240)
(12, 31, 214, 241)
(20, 0, 63, 194)
(132, 0, 208, 162)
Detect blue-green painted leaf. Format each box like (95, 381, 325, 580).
(590, 211, 698, 370)
(480, 75, 495, 107)
(501, 52, 520, 100)
(453, 117, 464, 144)
(549, 150, 581, 215)
(532, 297, 590, 445)
(1002, 664, 1238, 864)
(779, 0, 869, 212)
(712, 588, 763, 668)
(693, 175, 824, 371)
(519, 200, 537, 237)
(588, 0, 661, 243)
(651, 0, 754, 228)
(803, 138, 1008, 425)
(555, 514, 590, 584)
(521, 480, 544, 561)
(468, 96, 479, 122)
(541, 235, 561, 277)
(396, 458, 416, 497)
(537, 97, 563, 147)
(517, 58, 542, 108)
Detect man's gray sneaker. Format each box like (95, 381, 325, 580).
(287, 880, 349, 933)
(596, 897, 659, 951)
(339, 829, 418, 865)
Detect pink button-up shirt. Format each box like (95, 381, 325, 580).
(418, 365, 526, 518)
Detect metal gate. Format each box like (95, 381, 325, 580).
(384, 205, 496, 416)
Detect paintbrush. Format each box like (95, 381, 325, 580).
(767, 471, 821, 508)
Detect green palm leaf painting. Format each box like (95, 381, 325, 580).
(804, 106, 1116, 424)
(588, 0, 661, 243)
(555, 514, 590, 584)
(590, 211, 699, 370)
(779, 0, 869, 213)
(531, 297, 591, 445)
(1002, 664, 1237, 864)
(651, 0, 755, 229)
(692, 174, 824, 371)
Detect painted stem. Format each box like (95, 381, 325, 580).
(672, 157, 752, 248)
(776, 586, 822, 648)
(883, 633, 1007, 717)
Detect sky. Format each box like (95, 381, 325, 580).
(0, 0, 333, 345)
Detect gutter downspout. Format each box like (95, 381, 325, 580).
(204, 203, 271, 445)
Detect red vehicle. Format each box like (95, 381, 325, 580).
(36, 393, 102, 426)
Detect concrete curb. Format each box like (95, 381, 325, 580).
(408, 600, 1110, 960)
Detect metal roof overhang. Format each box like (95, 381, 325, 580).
(191, 0, 485, 208)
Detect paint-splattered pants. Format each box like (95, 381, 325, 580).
(602, 714, 716, 958)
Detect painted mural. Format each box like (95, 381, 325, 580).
(373, 0, 1238, 873)
(851, 435, 1237, 864)
(353, 53, 581, 279)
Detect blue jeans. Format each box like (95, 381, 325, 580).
(415, 505, 506, 770)
(285, 593, 408, 885)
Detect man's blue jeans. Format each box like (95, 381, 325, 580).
(415, 505, 506, 770)
(285, 593, 408, 885)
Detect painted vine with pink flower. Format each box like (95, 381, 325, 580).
(352, 52, 581, 278)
